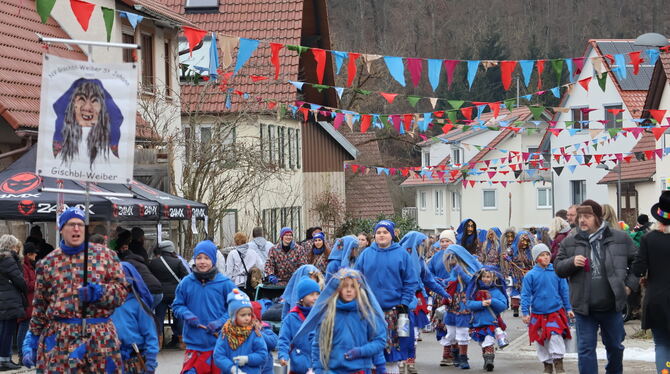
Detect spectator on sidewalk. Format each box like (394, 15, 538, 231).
(555, 199, 637, 374)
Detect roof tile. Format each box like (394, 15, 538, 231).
(599, 131, 657, 183)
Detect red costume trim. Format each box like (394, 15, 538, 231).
(528, 309, 571, 346)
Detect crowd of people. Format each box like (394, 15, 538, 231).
(0, 191, 669, 373)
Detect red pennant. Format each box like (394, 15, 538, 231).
(450, 170, 460, 178)
(509, 127, 521, 134)
(346, 53, 361, 87)
(564, 154, 572, 162)
(250, 75, 269, 82)
(549, 128, 563, 137)
(401, 168, 410, 177)
(628, 51, 644, 75)
(536, 60, 545, 89)
(182, 26, 208, 57)
(460, 107, 473, 120)
(360, 114, 372, 133)
(615, 153, 624, 161)
(509, 164, 518, 171)
(483, 160, 491, 168)
(442, 124, 454, 134)
(489, 102, 501, 118)
(267, 101, 277, 110)
(380, 92, 398, 104)
(469, 180, 476, 187)
(403, 114, 413, 131)
(487, 171, 497, 179)
(649, 109, 667, 124)
(594, 154, 603, 164)
(500, 61, 517, 91)
(652, 126, 669, 140)
(70, 0, 95, 31)
(501, 181, 508, 188)
(644, 150, 654, 160)
(573, 57, 586, 75)
(444, 60, 459, 89)
(406, 58, 423, 88)
(578, 77, 592, 91)
(607, 108, 625, 116)
(312, 48, 326, 84)
(462, 180, 468, 188)
(269, 43, 283, 80)
(554, 154, 561, 162)
(299, 107, 310, 122)
(623, 155, 633, 163)
(656, 149, 664, 159)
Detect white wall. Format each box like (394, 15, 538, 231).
(551, 47, 638, 210)
(415, 185, 460, 232)
(655, 80, 670, 193)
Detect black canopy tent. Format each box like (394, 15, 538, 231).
(0, 146, 207, 222)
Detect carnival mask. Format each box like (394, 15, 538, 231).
(466, 221, 475, 235)
(520, 235, 530, 249)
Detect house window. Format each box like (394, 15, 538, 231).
(452, 192, 461, 211)
(423, 151, 431, 167)
(604, 104, 623, 129)
(199, 126, 212, 143)
(419, 191, 427, 210)
(452, 148, 463, 165)
(571, 180, 586, 205)
(122, 33, 135, 63)
(295, 129, 301, 169)
(178, 36, 212, 79)
(288, 128, 294, 169)
(260, 124, 266, 161)
(571, 107, 590, 130)
(185, 0, 218, 10)
(268, 125, 276, 163)
(164, 41, 172, 96)
(222, 125, 235, 146)
(537, 188, 552, 209)
(278, 127, 286, 168)
(141, 34, 154, 91)
(482, 190, 497, 210)
(434, 190, 444, 215)
(527, 147, 544, 168)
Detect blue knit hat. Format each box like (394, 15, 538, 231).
(296, 278, 321, 301)
(312, 232, 325, 241)
(227, 288, 252, 319)
(193, 240, 218, 266)
(279, 227, 293, 241)
(373, 220, 396, 240)
(58, 207, 86, 231)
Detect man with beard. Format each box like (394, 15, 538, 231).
(566, 205, 579, 237)
(456, 219, 480, 255)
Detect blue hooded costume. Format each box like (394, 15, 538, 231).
(325, 236, 358, 282)
(172, 241, 237, 351)
(464, 266, 508, 342)
(456, 218, 480, 255)
(111, 262, 159, 373)
(293, 269, 386, 374)
(442, 245, 482, 328)
(480, 228, 503, 269)
(509, 231, 536, 298)
(281, 264, 322, 319)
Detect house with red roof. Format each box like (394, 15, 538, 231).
(547, 39, 653, 216)
(157, 0, 358, 243)
(401, 106, 553, 232)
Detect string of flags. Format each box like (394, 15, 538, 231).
(36, 0, 670, 92)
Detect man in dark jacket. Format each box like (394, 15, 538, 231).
(25, 226, 54, 262)
(117, 245, 163, 310)
(555, 199, 637, 374)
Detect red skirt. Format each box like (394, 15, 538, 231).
(528, 309, 571, 346)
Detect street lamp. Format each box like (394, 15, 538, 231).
(596, 163, 622, 220)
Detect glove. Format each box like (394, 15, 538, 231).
(375, 364, 388, 374)
(207, 319, 224, 334)
(233, 355, 249, 367)
(22, 331, 38, 368)
(78, 283, 104, 303)
(230, 368, 247, 374)
(267, 275, 279, 284)
(344, 348, 362, 360)
(183, 312, 200, 328)
(22, 351, 35, 368)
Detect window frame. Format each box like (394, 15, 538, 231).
(434, 190, 444, 215)
(452, 147, 463, 165)
(288, 128, 294, 169)
(603, 104, 623, 129)
(164, 40, 172, 97)
(423, 150, 431, 167)
(268, 125, 276, 163)
(295, 129, 301, 169)
(571, 107, 590, 130)
(419, 191, 427, 210)
(537, 187, 553, 209)
(141, 33, 155, 92)
(482, 189, 497, 210)
(571, 180, 586, 205)
(452, 191, 461, 211)
(184, 0, 218, 10)
(122, 33, 135, 63)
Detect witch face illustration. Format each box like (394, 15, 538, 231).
(52, 78, 123, 167)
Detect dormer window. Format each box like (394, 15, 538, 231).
(185, 0, 218, 11)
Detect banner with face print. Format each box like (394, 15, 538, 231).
(36, 54, 138, 183)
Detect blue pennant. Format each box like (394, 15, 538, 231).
(519, 60, 534, 87)
(567, 164, 578, 174)
(234, 38, 259, 75)
(332, 51, 348, 74)
(427, 59, 442, 91)
(384, 56, 406, 87)
(289, 81, 305, 91)
(467, 60, 480, 89)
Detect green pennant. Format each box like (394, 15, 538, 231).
(407, 95, 421, 108)
(550, 59, 564, 84)
(474, 145, 482, 151)
(312, 84, 328, 92)
(597, 73, 607, 92)
(607, 128, 621, 138)
(379, 115, 390, 128)
(529, 105, 545, 120)
(487, 126, 500, 131)
(353, 89, 371, 95)
(286, 45, 310, 55)
(447, 110, 458, 124)
(462, 125, 471, 131)
(564, 120, 574, 128)
(504, 98, 516, 113)
(101, 7, 115, 42)
(526, 128, 536, 135)
(592, 143, 598, 151)
(36, 0, 56, 23)
(448, 100, 465, 110)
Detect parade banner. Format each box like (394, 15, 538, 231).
(35, 54, 138, 184)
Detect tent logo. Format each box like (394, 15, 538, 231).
(17, 200, 36, 216)
(0, 172, 40, 194)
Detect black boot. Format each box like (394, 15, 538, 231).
(483, 353, 495, 371)
(452, 346, 461, 367)
(459, 345, 470, 370)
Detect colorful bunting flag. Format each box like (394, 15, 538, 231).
(467, 60, 480, 89)
(384, 56, 406, 87)
(182, 26, 208, 57)
(578, 77, 591, 92)
(234, 38, 260, 75)
(70, 0, 95, 31)
(536, 60, 545, 89)
(427, 59, 442, 91)
(500, 61, 517, 91)
(346, 53, 361, 87)
(312, 48, 326, 84)
(332, 51, 347, 75)
(119, 11, 143, 29)
(406, 58, 423, 88)
(208, 32, 219, 80)
(444, 60, 459, 89)
(101, 7, 114, 42)
(270, 43, 283, 80)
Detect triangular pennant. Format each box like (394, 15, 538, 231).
(467, 60, 480, 89)
(442, 123, 454, 134)
(519, 60, 534, 87)
(346, 53, 361, 87)
(536, 60, 545, 89)
(550, 86, 560, 98)
(594, 154, 603, 164)
(101, 7, 114, 42)
(489, 102, 501, 118)
(334, 87, 344, 99)
(652, 126, 669, 140)
(649, 109, 667, 124)
(312, 48, 327, 84)
(234, 38, 260, 75)
(553, 166, 564, 176)
(469, 180, 476, 187)
(70, 0, 95, 31)
(499, 61, 517, 91)
(208, 32, 220, 80)
(529, 105, 545, 120)
(504, 98, 516, 113)
(289, 81, 304, 90)
(565, 58, 574, 82)
(332, 51, 347, 75)
(647, 49, 660, 66)
(573, 57, 586, 75)
(578, 77, 591, 92)
(629, 51, 644, 75)
(567, 164, 578, 174)
(380, 92, 398, 104)
(119, 11, 143, 29)
(384, 56, 406, 86)
(36, 0, 56, 23)
(513, 170, 522, 179)
(362, 54, 382, 73)
(596, 73, 607, 92)
(460, 107, 473, 120)
(656, 148, 664, 159)
(333, 112, 344, 129)
(444, 60, 459, 89)
(286, 45, 309, 55)
(448, 100, 465, 110)
(613, 54, 627, 80)
(269, 43, 283, 80)
(360, 114, 372, 133)
(429, 97, 438, 109)
(406, 58, 423, 88)
(407, 95, 421, 108)
(550, 59, 563, 84)
(427, 59, 442, 91)
(182, 26, 208, 57)
(419, 113, 432, 132)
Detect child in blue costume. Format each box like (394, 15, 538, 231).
(398, 231, 452, 373)
(456, 219, 480, 256)
(278, 278, 321, 373)
(427, 229, 457, 366)
(281, 265, 324, 319)
(442, 244, 482, 370)
(251, 301, 277, 374)
(214, 289, 268, 374)
(293, 268, 386, 374)
(111, 262, 159, 374)
(507, 231, 535, 317)
(172, 240, 237, 374)
(354, 220, 420, 374)
(465, 267, 508, 372)
(325, 236, 359, 282)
